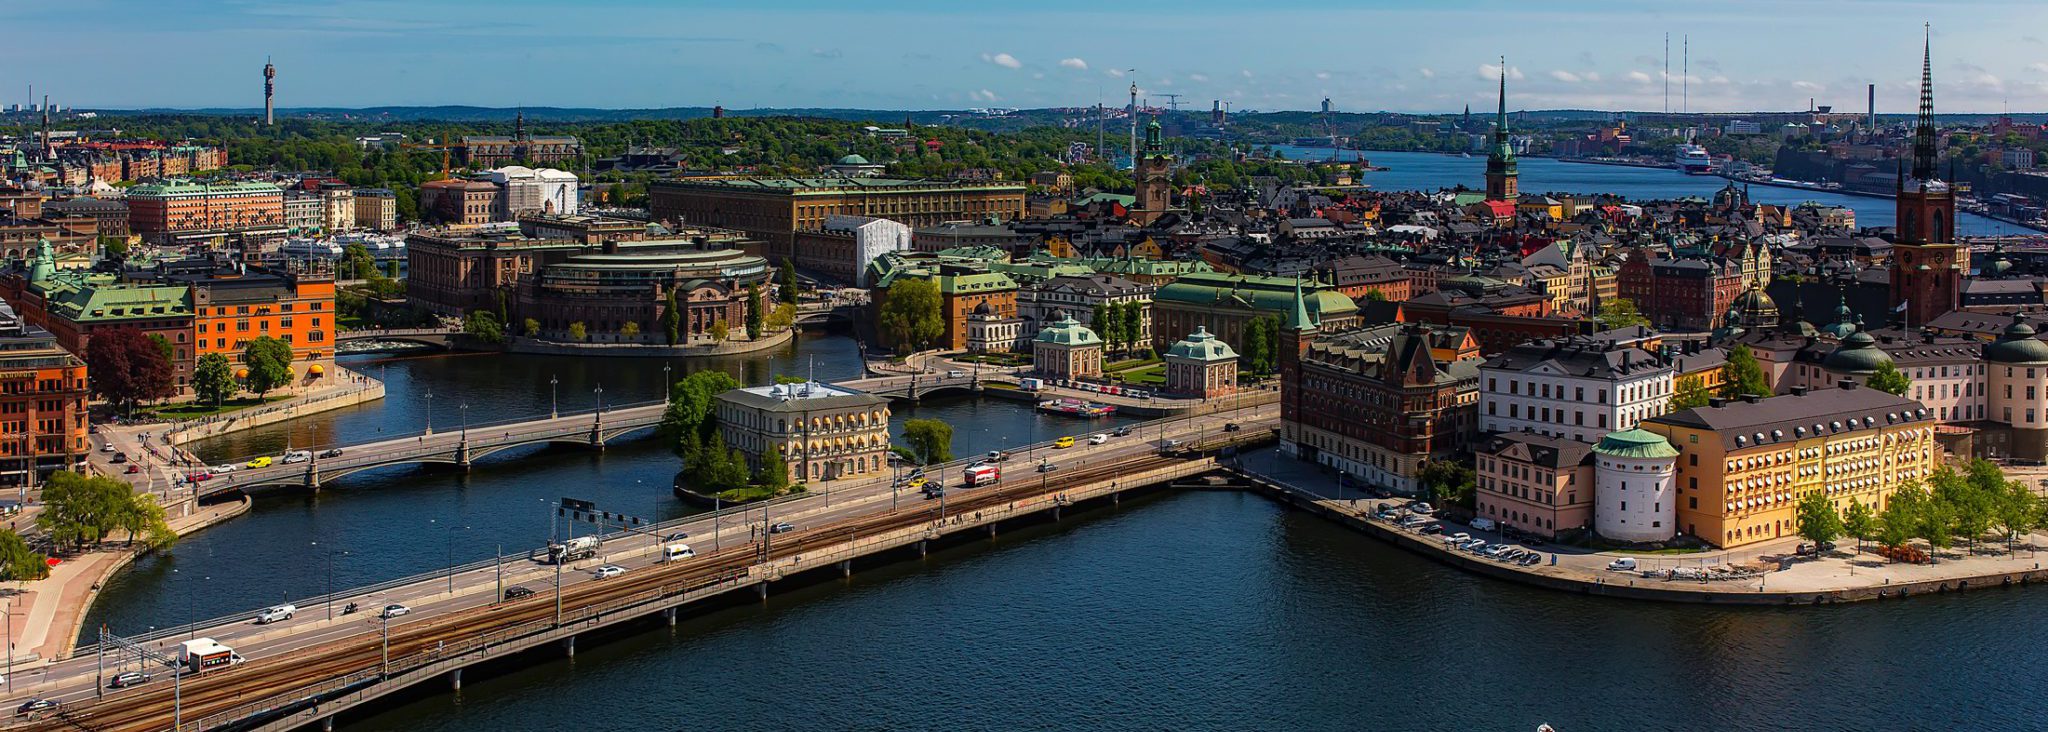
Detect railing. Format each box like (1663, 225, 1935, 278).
(186, 399, 670, 470)
(159, 374, 386, 446)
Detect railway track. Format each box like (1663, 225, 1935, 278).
(25, 453, 1189, 732)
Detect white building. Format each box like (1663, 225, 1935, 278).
(825, 214, 912, 288)
(1480, 337, 1674, 444)
(1017, 274, 1155, 342)
(1591, 428, 1679, 542)
(487, 165, 580, 219)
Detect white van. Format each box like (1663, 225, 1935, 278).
(663, 543, 696, 562)
(254, 604, 297, 624)
(1470, 517, 1497, 532)
(1606, 557, 1638, 572)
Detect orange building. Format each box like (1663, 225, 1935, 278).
(0, 301, 90, 480)
(124, 180, 286, 245)
(149, 259, 337, 388)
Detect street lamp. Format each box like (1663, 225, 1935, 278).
(594, 383, 605, 413)
(550, 374, 559, 419)
(312, 542, 347, 620)
(459, 402, 470, 441)
(663, 363, 672, 402)
(424, 388, 435, 435)
(434, 519, 468, 594)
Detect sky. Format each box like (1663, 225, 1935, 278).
(7, 0, 2048, 114)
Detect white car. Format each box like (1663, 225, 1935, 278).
(212, 464, 239, 474)
(281, 450, 312, 464)
(379, 603, 410, 619)
(254, 604, 296, 624)
(1443, 532, 1472, 545)
(1088, 433, 1109, 445)
(592, 565, 626, 579)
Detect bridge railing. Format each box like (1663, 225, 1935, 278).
(188, 399, 670, 468)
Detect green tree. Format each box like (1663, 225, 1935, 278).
(758, 446, 790, 492)
(148, 334, 176, 366)
(1121, 300, 1145, 355)
(1595, 297, 1651, 330)
(710, 318, 730, 341)
(193, 352, 237, 407)
(765, 302, 796, 331)
(1363, 289, 1388, 303)
(778, 259, 801, 304)
(463, 309, 505, 344)
(1718, 345, 1771, 400)
(901, 418, 954, 465)
(745, 284, 764, 340)
(343, 244, 377, 280)
(1794, 491, 1844, 549)
(1842, 499, 1876, 552)
(1417, 459, 1477, 510)
(690, 432, 750, 494)
(1996, 475, 2048, 549)
(1238, 316, 1279, 376)
(241, 336, 295, 398)
(1669, 378, 1712, 411)
(0, 530, 47, 581)
(620, 321, 642, 339)
(568, 322, 588, 341)
(1867, 361, 1912, 397)
(1876, 481, 1924, 561)
(523, 317, 541, 337)
(659, 370, 741, 457)
(662, 288, 682, 345)
(878, 278, 944, 352)
(1091, 302, 1120, 354)
(99, 236, 129, 261)
(386, 260, 401, 279)
(36, 471, 174, 551)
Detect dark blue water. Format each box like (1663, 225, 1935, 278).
(1273, 148, 2020, 236)
(342, 486, 2048, 732)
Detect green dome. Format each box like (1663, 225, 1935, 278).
(1165, 326, 1238, 362)
(1034, 312, 1101, 347)
(1819, 297, 1857, 339)
(836, 154, 871, 165)
(1821, 329, 1892, 374)
(1984, 314, 2048, 363)
(1594, 428, 1678, 460)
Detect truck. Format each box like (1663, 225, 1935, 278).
(963, 464, 1000, 487)
(1018, 377, 1043, 392)
(177, 638, 244, 674)
(546, 536, 600, 564)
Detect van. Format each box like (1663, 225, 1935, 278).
(1470, 517, 1497, 532)
(254, 604, 296, 624)
(947, 370, 965, 378)
(1606, 557, 1637, 572)
(663, 543, 696, 562)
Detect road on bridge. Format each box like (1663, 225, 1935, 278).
(0, 403, 1274, 730)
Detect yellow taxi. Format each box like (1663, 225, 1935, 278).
(246, 456, 273, 469)
(905, 477, 928, 490)
(1053, 436, 1076, 449)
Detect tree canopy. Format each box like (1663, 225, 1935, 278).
(241, 336, 296, 397)
(37, 471, 175, 551)
(1718, 345, 1771, 400)
(193, 352, 237, 406)
(901, 419, 954, 465)
(879, 278, 944, 352)
(83, 327, 176, 413)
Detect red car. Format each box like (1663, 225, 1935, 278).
(124, 465, 141, 474)
(185, 472, 213, 483)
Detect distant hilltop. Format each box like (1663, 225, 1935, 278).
(43, 106, 2038, 125)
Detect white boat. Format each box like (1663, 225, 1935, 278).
(1674, 144, 1713, 174)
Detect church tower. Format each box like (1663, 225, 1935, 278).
(1278, 276, 1320, 459)
(1133, 116, 1173, 225)
(1889, 25, 1961, 327)
(1484, 58, 1519, 201)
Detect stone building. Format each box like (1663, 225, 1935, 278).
(716, 381, 892, 485)
(1033, 312, 1103, 381)
(1163, 326, 1238, 399)
(648, 176, 1026, 260)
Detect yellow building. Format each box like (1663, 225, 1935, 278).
(1640, 384, 1939, 548)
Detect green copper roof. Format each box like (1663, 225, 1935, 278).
(1821, 330, 1892, 374)
(1034, 312, 1101, 347)
(1154, 272, 1357, 323)
(1985, 313, 2048, 364)
(1282, 276, 1316, 331)
(1594, 428, 1678, 459)
(1165, 326, 1238, 362)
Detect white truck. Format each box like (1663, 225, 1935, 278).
(547, 536, 600, 564)
(178, 638, 244, 674)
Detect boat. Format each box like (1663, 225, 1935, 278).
(1037, 398, 1117, 418)
(1673, 143, 1713, 174)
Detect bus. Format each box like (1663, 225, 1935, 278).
(964, 464, 1001, 487)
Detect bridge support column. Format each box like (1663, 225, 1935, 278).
(589, 424, 605, 451)
(987, 524, 997, 539)
(324, 716, 336, 732)
(305, 464, 321, 491)
(918, 540, 927, 557)
(839, 560, 851, 578)
(456, 440, 472, 472)
(561, 636, 576, 657)
(449, 668, 462, 691)
(665, 607, 677, 626)
(757, 582, 769, 601)
(1054, 506, 1061, 522)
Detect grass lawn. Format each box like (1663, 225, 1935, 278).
(957, 353, 1031, 367)
(1111, 364, 1166, 385)
(142, 395, 293, 420)
(1104, 356, 1161, 373)
(714, 484, 808, 503)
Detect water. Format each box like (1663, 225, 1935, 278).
(1270, 148, 2022, 237)
(81, 334, 1143, 638)
(341, 487, 2048, 731)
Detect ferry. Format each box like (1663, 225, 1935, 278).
(1037, 398, 1118, 418)
(1673, 143, 1713, 174)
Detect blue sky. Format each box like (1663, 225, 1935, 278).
(7, 1, 2047, 113)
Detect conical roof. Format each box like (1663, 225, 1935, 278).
(1594, 428, 1678, 459)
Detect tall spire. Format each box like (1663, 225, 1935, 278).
(1496, 56, 1508, 137)
(1913, 23, 1937, 181)
(1282, 275, 1316, 332)
(1484, 57, 1519, 201)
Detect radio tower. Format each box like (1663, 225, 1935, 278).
(264, 57, 276, 126)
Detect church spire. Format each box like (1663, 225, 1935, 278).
(1913, 23, 1937, 181)
(1484, 57, 1519, 201)
(1496, 56, 1509, 138)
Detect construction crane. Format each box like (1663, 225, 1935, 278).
(1159, 93, 1184, 112)
(401, 138, 462, 177)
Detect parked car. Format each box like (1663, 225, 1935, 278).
(1469, 517, 1496, 532)
(1407, 501, 1434, 515)
(503, 586, 535, 601)
(591, 565, 626, 579)
(99, 443, 115, 453)
(14, 698, 58, 716)
(107, 671, 152, 689)
(245, 456, 272, 469)
(380, 603, 411, 618)
(769, 522, 795, 534)
(1444, 532, 1471, 544)
(1519, 554, 1543, 566)
(319, 448, 345, 459)
(1463, 540, 1487, 553)
(1420, 524, 1444, 536)
(1607, 557, 1638, 572)
(125, 465, 141, 474)
(1088, 433, 1108, 445)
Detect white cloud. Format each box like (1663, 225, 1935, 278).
(1058, 57, 1087, 71)
(1792, 80, 1824, 92)
(1626, 70, 1654, 84)
(1479, 63, 1524, 81)
(1106, 68, 1125, 78)
(1241, 69, 1254, 79)
(2031, 62, 2048, 73)
(1549, 70, 1582, 83)
(1189, 73, 1209, 83)
(1032, 72, 1045, 80)
(968, 89, 998, 102)
(1418, 67, 1435, 79)
(1315, 71, 1332, 80)
(1582, 71, 1601, 82)
(980, 52, 1022, 69)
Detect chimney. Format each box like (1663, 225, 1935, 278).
(1839, 379, 1859, 390)
(1742, 393, 1762, 404)
(1708, 397, 1727, 408)
(1790, 385, 1808, 396)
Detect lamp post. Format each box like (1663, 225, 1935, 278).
(550, 374, 559, 419)
(663, 363, 672, 402)
(459, 402, 470, 442)
(424, 388, 435, 435)
(594, 383, 605, 413)
(434, 519, 468, 594)
(312, 542, 347, 620)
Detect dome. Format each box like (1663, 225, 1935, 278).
(1033, 311, 1101, 347)
(1593, 428, 1679, 459)
(1164, 326, 1239, 362)
(1984, 313, 2048, 363)
(1821, 328, 1892, 374)
(1728, 286, 1779, 329)
(835, 154, 872, 166)
(971, 300, 995, 317)
(1818, 297, 1857, 339)
(1711, 305, 1747, 342)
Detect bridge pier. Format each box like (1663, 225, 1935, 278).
(987, 524, 997, 539)
(757, 582, 769, 601)
(839, 560, 851, 578)
(449, 668, 462, 691)
(304, 463, 321, 491)
(588, 424, 605, 451)
(323, 716, 335, 732)
(664, 607, 677, 626)
(561, 636, 576, 658)
(456, 440, 472, 471)
(918, 540, 927, 557)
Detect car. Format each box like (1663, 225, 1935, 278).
(1444, 532, 1471, 544)
(1037, 461, 1058, 473)
(245, 457, 272, 469)
(186, 471, 213, 483)
(319, 448, 345, 459)
(107, 671, 152, 689)
(282, 450, 312, 464)
(1500, 549, 1526, 561)
(1419, 524, 1444, 536)
(212, 464, 238, 474)
(591, 565, 626, 579)
(664, 531, 690, 542)
(1088, 433, 1108, 445)
(1486, 545, 1513, 558)
(1407, 502, 1434, 515)
(1469, 517, 1497, 532)
(1113, 426, 1132, 437)
(921, 485, 945, 500)
(1606, 557, 1638, 572)
(1223, 422, 1242, 432)
(110, 452, 127, 464)
(769, 522, 795, 534)
(99, 443, 115, 453)
(254, 604, 296, 624)
(1463, 540, 1488, 553)
(379, 603, 411, 618)
(1519, 554, 1543, 566)
(985, 450, 1007, 462)
(905, 477, 928, 490)
(124, 465, 141, 474)
(1053, 436, 1076, 449)
(504, 586, 535, 600)
(14, 698, 58, 716)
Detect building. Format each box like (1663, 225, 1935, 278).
(1163, 326, 1238, 399)
(419, 178, 502, 227)
(826, 154, 887, 177)
(964, 300, 1028, 354)
(145, 257, 337, 389)
(486, 166, 579, 219)
(1475, 432, 1594, 539)
(789, 214, 910, 287)
(1617, 248, 1748, 332)
(1032, 312, 1104, 381)
(456, 123, 583, 168)
(1152, 272, 1360, 352)
(1639, 385, 1938, 548)
(318, 185, 356, 233)
(0, 299, 89, 481)
(1133, 118, 1173, 224)
(284, 192, 323, 234)
(42, 197, 128, 239)
(868, 252, 1020, 351)
(1017, 274, 1154, 342)
(1591, 428, 1681, 542)
(1484, 65, 1518, 201)
(353, 189, 398, 231)
(647, 177, 1027, 260)
(715, 380, 891, 485)
(1479, 336, 1673, 444)
(1314, 254, 1410, 302)
(912, 220, 1030, 258)
(1889, 36, 1964, 329)
(0, 242, 196, 390)
(125, 179, 286, 245)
